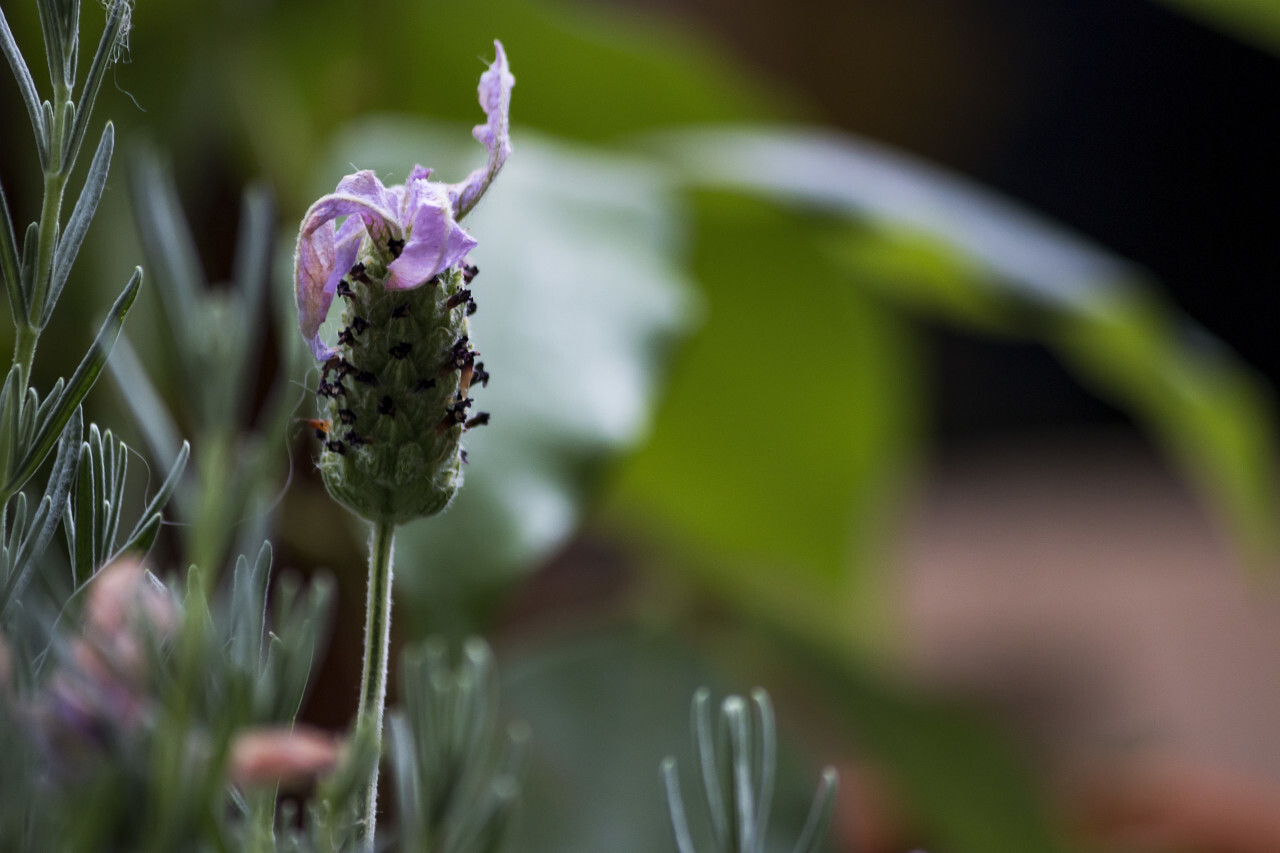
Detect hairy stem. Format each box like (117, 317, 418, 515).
(357, 518, 396, 849)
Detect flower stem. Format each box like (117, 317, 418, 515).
(357, 518, 396, 849)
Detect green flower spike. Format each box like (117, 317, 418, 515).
(291, 41, 513, 850)
(294, 41, 512, 525)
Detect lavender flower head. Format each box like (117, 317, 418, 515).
(294, 42, 513, 523)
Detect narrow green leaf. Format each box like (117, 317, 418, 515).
(0, 367, 20, 485)
(1, 503, 14, 582)
(60, 0, 80, 89)
(389, 716, 425, 849)
(19, 222, 38, 311)
(229, 540, 271, 675)
(229, 553, 254, 669)
(3, 268, 140, 498)
(45, 122, 113, 328)
(0, 178, 24, 321)
(662, 759, 698, 853)
(5, 494, 27, 561)
(31, 377, 63, 442)
(693, 689, 729, 851)
(116, 512, 161, 558)
(106, 335, 182, 469)
(750, 689, 776, 846)
(101, 430, 126, 556)
(118, 440, 188, 554)
(19, 385, 38, 452)
(1, 406, 81, 616)
(229, 185, 275, 412)
(128, 154, 204, 354)
(63, 0, 126, 177)
(788, 769, 837, 853)
(60, 494, 74, 582)
(72, 441, 95, 584)
(0, 497, 46, 618)
(0, 6, 48, 167)
(35, 0, 65, 93)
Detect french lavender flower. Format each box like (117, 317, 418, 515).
(294, 42, 513, 524)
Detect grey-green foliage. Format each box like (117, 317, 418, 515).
(662, 689, 837, 853)
(114, 153, 305, 579)
(0, 403, 79, 618)
(0, 0, 183, 630)
(388, 639, 529, 853)
(0, 542, 344, 852)
(193, 542, 335, 728)
(63, 421, 189, 586)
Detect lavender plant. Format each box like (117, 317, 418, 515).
(388, 639, 528, 853)
(0, 1, 342, 848)
(113, 155, 304, 579)
(662, 690, 838, 853)
(291, 43, 513, 845)
(0, 0, 190, 621)
(0, 3, 846, 851)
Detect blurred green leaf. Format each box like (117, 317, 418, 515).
(1050, 292, 1279, 566)
(118, 439, 189, 556)
(648, 126, 1279, 566)
(311, 118, 698, 637)
(106, 335, 183, 469)
(611, 190, 921, 654)
(122, 156, 295, 579)
(1150, 0, 1280, 55)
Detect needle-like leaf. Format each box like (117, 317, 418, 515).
(2, 267, 140, 500)
(45, 122, 113, 328)
(0, 6, 48, 167)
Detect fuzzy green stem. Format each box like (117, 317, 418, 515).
(357, 518, 396, 849)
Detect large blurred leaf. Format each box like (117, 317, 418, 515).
(611, 190, 920, 654)
(312, 118, 697, 635)
(644, 126, 1279, 566)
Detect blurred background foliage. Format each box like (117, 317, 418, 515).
(2, 0, 1279, 851)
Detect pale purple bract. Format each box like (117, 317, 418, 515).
(294, 41, 514, 361)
